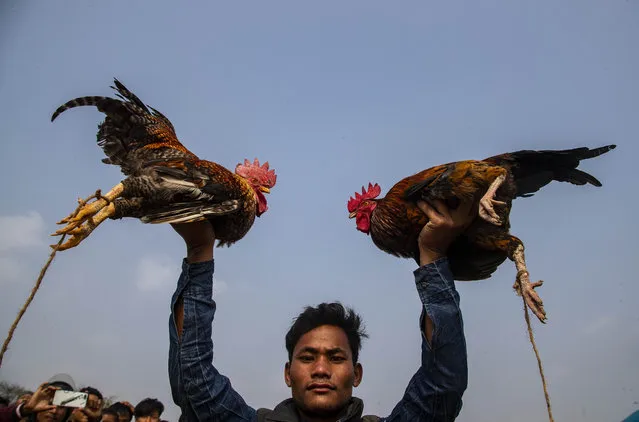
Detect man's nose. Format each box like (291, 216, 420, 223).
(311, 356, 331, 376)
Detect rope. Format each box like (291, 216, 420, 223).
(0, 234, 67, 367)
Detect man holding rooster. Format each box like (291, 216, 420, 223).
(168, 199, 473, 421)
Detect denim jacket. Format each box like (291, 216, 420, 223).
(168, 258, 467, 421)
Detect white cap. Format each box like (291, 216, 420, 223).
(47, 373, 76, 391)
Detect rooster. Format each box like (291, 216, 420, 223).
(50, 79, 277, 251)
(347, 145, 615, 323)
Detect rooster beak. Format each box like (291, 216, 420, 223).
(348, 211, 357, 219)
(259, 186, 271, 194)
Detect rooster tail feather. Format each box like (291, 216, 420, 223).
(51, 95, 148, 125)
(487, 144, 616, 197)
(553, 168, 602, 187)
(51, 78, 155, 126)
(52, 79, 163, 168)
(110, 78, 149, 113)
(51, 96, 112, 121)
(573, 144, 617, 160)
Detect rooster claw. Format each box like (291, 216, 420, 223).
(52, 222, 82, 236)
(514, 271, 547, 323)
(50, 201, 117, 251)
(50, 236, 82, 251)
(479, 198, 505, 226)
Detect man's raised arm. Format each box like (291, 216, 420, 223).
(384, 199, 473, 422)
(168, 221, 256, 422)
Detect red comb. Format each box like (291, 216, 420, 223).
(347, 183, 381, 212)
(235, 158, 277, 187)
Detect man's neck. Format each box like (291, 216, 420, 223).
(298, 408, 347, 422)
(299, 414, 340, 422)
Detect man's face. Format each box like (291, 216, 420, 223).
(285, 325, 363, 419)
(117, 413, 132, 422)
(35, 406, 67, 422)
(101, 415, 118, 422)
(135, 411, 160, 422)
(85, 393, 103, 421)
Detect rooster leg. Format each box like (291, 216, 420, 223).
(479, 174, 507, 226)
(52, 203, 116, 251)
(468, 232, 547, 323)
(54, 183, 124, 236)
(512, 244, 546, 323)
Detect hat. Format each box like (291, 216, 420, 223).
(47, 373, 76, 391)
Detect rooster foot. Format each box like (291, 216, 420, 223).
(57, 184, 123, 226)
(479, 197, 506, 226)
(58, 190, 103, 224)
(478, 174, 506, 226)
(511, 244, 547, 323)
(51, 203, 116, 251)
(514, 270, 546, 323)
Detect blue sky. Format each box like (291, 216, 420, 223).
(1, 1, 637, 421)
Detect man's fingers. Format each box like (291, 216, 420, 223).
(34, 383, 50, 394)
(416, 200, 443, 222)
(431, 199, 451, 219)
(29, 384, 55, 406)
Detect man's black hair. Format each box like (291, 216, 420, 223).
(80, 386, 103, 400)
(285, 302, 368, 363)
(0, 396, 9, 406)
(102, 408, 119, 417)
(109, 402, 133, 418)
(134, 398, 164, 418)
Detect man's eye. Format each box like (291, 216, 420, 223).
(331, 356, 346, 362)
(299, 355, 314, 362)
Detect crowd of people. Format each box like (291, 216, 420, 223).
(0, 374, 166, 422)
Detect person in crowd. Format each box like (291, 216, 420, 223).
(69, 386, 103, 422)
(108, 402, 134, 422)
(169, 199, 472, 421)
(133, 398, 164, 422)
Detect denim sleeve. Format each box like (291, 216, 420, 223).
(168, 259, 256, 422)
(384, 258, 468, 422)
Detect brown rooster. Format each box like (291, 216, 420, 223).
(347, 145, 615, 323)
(51, 79, 277, 251)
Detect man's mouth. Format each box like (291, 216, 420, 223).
(308, 383, 335, 393)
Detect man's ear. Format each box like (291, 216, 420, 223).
(353, 362, 363, 387)
(284, 362, 292, 387)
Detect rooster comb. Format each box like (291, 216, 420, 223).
(235, 158, 277, 187)
(347, 183, 381, 212)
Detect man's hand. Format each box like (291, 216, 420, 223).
(21, 383, 57, 416)
(417, 199, 477, 266)
(120, 401, 135, 416)
(83, 395, 103, 421)
(171, 220, 215, 263)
